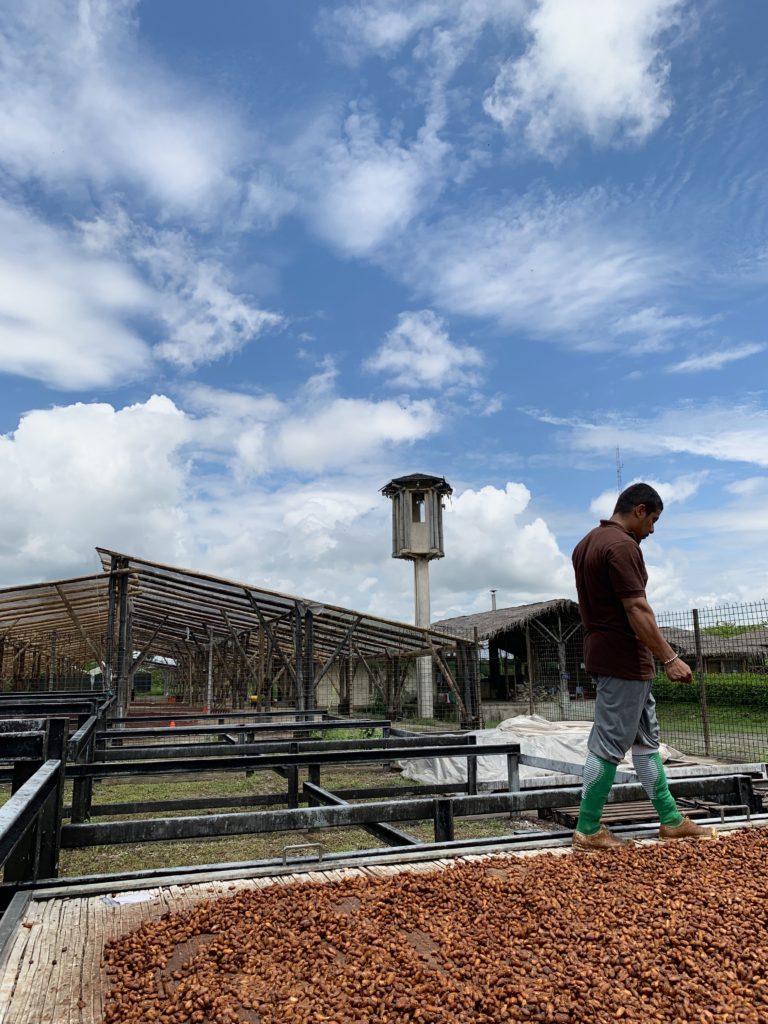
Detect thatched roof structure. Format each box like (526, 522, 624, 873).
(661, 626, 768, 660)
(432, 599, 580, 641)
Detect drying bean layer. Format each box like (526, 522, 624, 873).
(102, 829, 768, 1024)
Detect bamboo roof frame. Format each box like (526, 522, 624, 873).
(0, 548, 467, 675)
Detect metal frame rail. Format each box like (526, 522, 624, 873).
(57, 773, 758, 849)
(0, 720, 66, 898)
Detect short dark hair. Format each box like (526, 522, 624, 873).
(614, 482, 664, 515)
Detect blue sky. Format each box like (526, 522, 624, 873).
(1, 0, 766, 621)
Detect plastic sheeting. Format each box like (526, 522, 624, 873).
(398, 714, 685, 788)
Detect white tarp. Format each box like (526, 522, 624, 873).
(398, 714, 685, 787)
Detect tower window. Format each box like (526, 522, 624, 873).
(412, 493, 425, 523)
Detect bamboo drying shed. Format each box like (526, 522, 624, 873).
(0, 549, 481, 722)
(432, 600, 584, 704)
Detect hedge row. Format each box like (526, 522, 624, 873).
(654, 672, 768, 706)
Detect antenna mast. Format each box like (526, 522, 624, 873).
(615, 446, 623, 493)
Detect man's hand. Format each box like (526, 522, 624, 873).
(666, 656, 693, 683)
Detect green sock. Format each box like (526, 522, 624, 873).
(633, 751, 684, 827)
(576, 753, 617, 835)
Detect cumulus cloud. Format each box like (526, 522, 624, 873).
(0, 396, 192, 583)
(186, 377, 443, 478)
(0, 0, 242, 214)
(366, 310, 483, 389)
(0, 386, 443, 603)
(272, 397, 440, 474)
(434, 482, 574, 610)
(484, 0, 684, 157)
(0, 201, 152, 388)
(666, 342, 765, 374)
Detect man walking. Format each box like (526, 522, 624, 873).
(571, 482, 708, 850)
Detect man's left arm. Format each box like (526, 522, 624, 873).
(621, 596, 693, 683)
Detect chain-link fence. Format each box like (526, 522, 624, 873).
(477, 601, 768, 763)
(654, 601, 768, 763)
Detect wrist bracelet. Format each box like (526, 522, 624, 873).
(662, 654, 679, 666)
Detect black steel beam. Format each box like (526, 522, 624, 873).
(0, 702, 98, 718)
(67, 742, 522, 778)
(60, 775, 751, 848)
(0, 760, 62, 867)
(66, 715, 98, 761)
(65, 792, 289, 817)
(106, 711, 333, 725)
(0, 734, 45, 761)
(303, 781, 420, 847)
(99, 732, 467, 761)
(7, 815, 765, 898)
(97, 718, 390, 740)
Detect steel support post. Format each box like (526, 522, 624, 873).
(37, 719, 66, 879)
(506, 752, 520, 792)
(287, 742, 299, 809)
(466, 734, 478, 795)
(103, 557, 118, 692)
(3, 759, 39, 883)
(303, 609, 315, 713)
(433, 797, 454, 843)
(115, 563, 130, 720)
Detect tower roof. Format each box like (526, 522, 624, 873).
(381, 474, 453, 497)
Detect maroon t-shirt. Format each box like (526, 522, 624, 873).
(571, 520, 655, 680)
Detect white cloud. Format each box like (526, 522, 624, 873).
(319, 0, 525, 64)
(0, 396, 192, 583)
(318, 1, 446, 61)
(367, 310, 483, 389)
(272, 397, 441, 474)
(589, 473, 706, 519)
(612, 306, 715, 353)
(0, 201, 152, 388)
(289, 106, 448, 256)
(434, 482, 575, 608)
(185, 378, 442, 478)
(725, 476, 768, 497)
(551, 401, 768, 468)
(0, 1, 243, 214)
(666, 342, 765, 374)
(0, 388, 443, 607)
(135, 234, 283, 369)
(484, 0, 684, 157)
(243, 169, 298, 229)
(396, 192, 670, 342)
(79, 210, 283, 369)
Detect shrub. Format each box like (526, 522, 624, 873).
(654, 672, 768, 706)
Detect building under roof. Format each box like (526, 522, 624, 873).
(433, 599, 585, 703)
(0, 548, 480, 720)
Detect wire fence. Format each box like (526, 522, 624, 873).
(653, 601, 768, 763)
(473, 601, 768, 763)
(341, 601, 768, 761)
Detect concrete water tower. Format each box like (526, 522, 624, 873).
(381, 473, 453, 717)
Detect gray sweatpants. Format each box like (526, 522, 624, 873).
(587, 675, 660, 764)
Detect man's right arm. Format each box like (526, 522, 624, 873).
(620, 595, 693, 683)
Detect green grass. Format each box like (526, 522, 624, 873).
(53, 765, 423, 876)
(656, 702, 768, 760)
